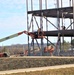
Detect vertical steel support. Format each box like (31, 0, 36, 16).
(26, 0, 30, 56)
(72, 0, 74, 51)
(57, 0, 60, 29)
(41, 13, 44, 56)
(61, 0, 64, 51)
(31, 39, 34, 55)
(61, 0, 63, 7)
(31, 0, 34, 55)
(73, 0, 74, 29)
(39, 0, 44, 56)
(45, 0, 49, 48)
(69, 0, 72, 50)
(70, 0, 74, 51)
(56, 0, 60, 55)
(55, 33, 60, 56)
(61, 0, 65, 51)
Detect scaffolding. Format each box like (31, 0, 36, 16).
(26, 0, 74, 56)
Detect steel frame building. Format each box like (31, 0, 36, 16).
(26, 0, 74, 56)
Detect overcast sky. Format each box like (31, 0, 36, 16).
(0, 0, 72, 46)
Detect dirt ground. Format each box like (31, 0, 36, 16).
(0, 64, 74, 75)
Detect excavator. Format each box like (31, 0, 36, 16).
(0, 29, 55, 56)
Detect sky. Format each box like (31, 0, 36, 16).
(0, 0, 72, 46)
(0, 0, 27, 46)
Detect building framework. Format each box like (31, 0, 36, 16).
(26, 0, 74, 56)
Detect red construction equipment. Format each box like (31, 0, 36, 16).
(0, 30, 35, 42)
(0, 31, 25, 42)
(24, 29, 45, 39)
(44, 45, 54, 56)
(0, 52, 8, 57)
(0, 30, 54, 56)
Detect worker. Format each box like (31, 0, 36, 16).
(33, 28, 45, 39)
(33, 28, 42, 38)
(34, 31, 38, 38)
(38, 28, 45, 38)
(61, 26, 66, 30)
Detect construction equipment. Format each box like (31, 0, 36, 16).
(0, 30, 55, 56)
(0, 31, 25, 42)
(44, 45, 55, 56)
(24, 30, 55, 56)
(24, 28, 45, 39)
(0, 31, 26, 57)
(0, 52, 8, 57)
(0, 30, 36, 42)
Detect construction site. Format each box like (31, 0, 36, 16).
(0, 1, 74, 74)
(0, 0, 74, 56)
(26, 0, 74, 56)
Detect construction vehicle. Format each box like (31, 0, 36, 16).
(44, 45, 55, 56)
(0, 31, 25, 42)
(0, 30, 37, 56)
(0, 30, 55, 56)
(0, 31, 26, 57)
(0, 52, 8, 57)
